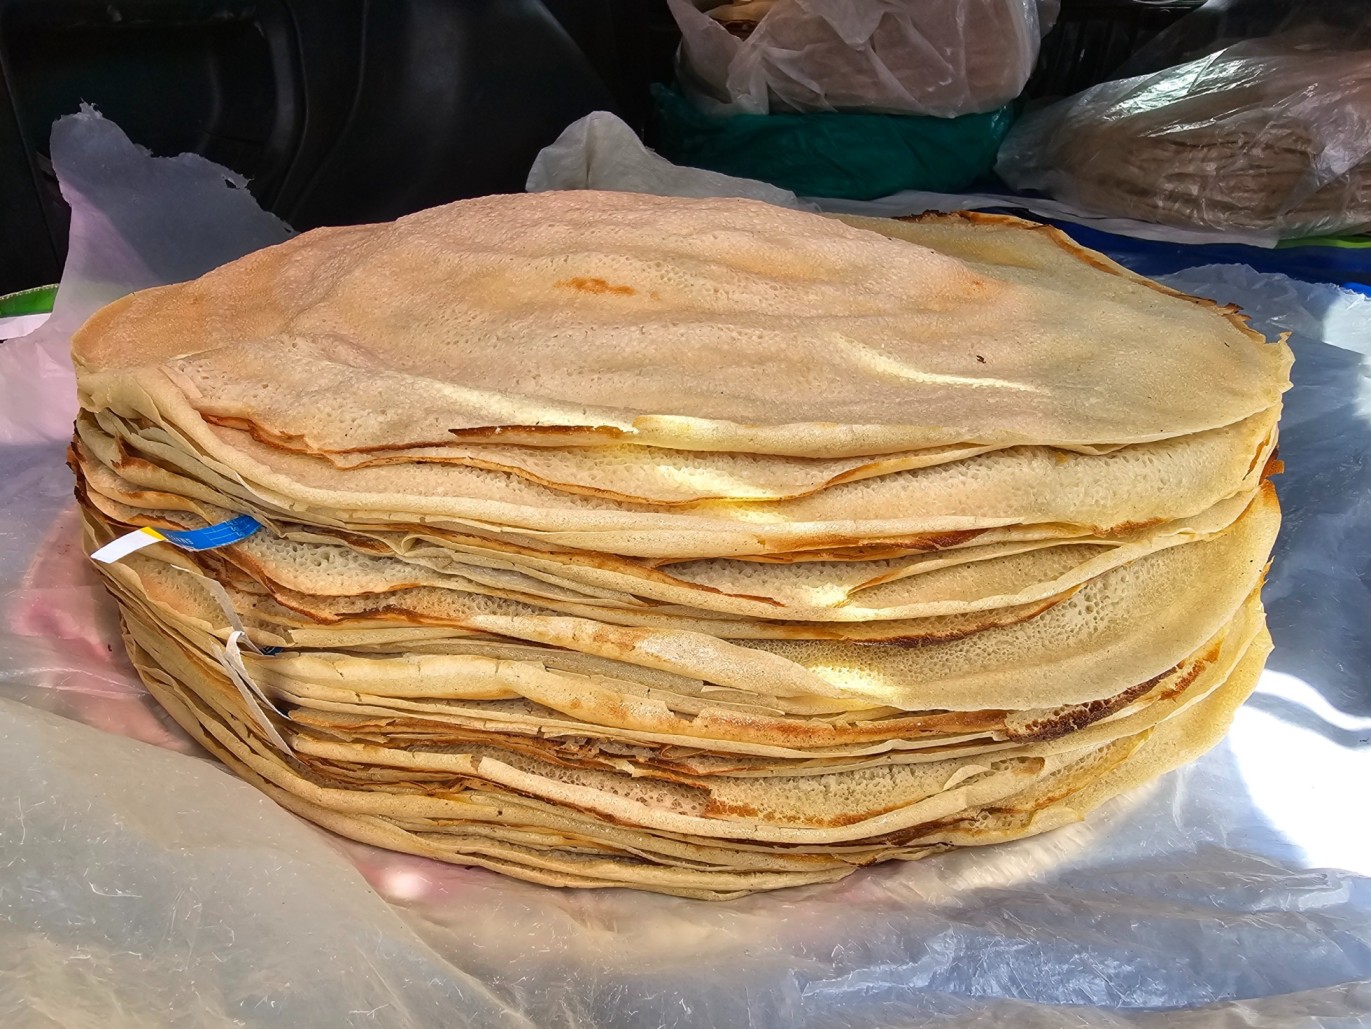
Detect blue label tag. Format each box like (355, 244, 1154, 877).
(157, 514, 262, 551)
(92, 514, 265, 564)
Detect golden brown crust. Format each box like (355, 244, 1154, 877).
(893, 209, 1275, 347)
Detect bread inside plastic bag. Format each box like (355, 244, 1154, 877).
(667, 0, 1057, 117)
(997, 10, 1371, 238)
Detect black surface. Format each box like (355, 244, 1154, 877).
(0, 0, 623, 295)
(0, 0, 1212, 296)
(542, 0, 679, 133)
(281, 0, 619, 230)
(1026, 0, 1206, 101)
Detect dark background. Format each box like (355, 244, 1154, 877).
(0, 0, 1200, 295)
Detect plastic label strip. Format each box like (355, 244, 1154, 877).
(218, 632, 292, 755)
(225, 630, 287, 719)
(92, 514, 262, 564)
(173, 567, 282, 657)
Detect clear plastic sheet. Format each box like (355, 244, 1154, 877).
(3, 113, 1371, 1028)
(995, 32, 1371, 239)
(0, 104, 291, 447)
(525, 110, 813, 210)
(666, 0, 1056, 117)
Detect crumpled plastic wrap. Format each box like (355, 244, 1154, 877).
(3, 112, 1371, 1028)
(995, 32, 1371, 239)
(0, 104, 291, 448)
(531, 111, 1285, 247)
(667, 0, 1057, 117)
(526, 110, 812, 210)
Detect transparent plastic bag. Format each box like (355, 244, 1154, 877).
(4, 107, 1371, 1029)
(5, 265, 1371, 1028)
(525, 109, 812, 209)
(996, 35, 1371, 238)
(666, 0, 1057, 117)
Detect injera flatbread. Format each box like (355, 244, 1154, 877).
(75, 400, 1278, 558)
(73, 193, 1290, 457)
(93, 481, 1278, 712)
(73, 434, 1263, 626)
(116, 615, 1269, 896)
(75, 450, 1261, 630)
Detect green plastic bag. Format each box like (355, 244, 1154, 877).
(0, 284, 57, 319)
(651, 84, 1015, 201)
(0, 284, 57, 341)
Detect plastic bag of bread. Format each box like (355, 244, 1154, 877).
(996, 34, 1371, 239)
(666, 0, 1057, 117)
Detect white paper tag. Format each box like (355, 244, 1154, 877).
(91, 526, 165, 563)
